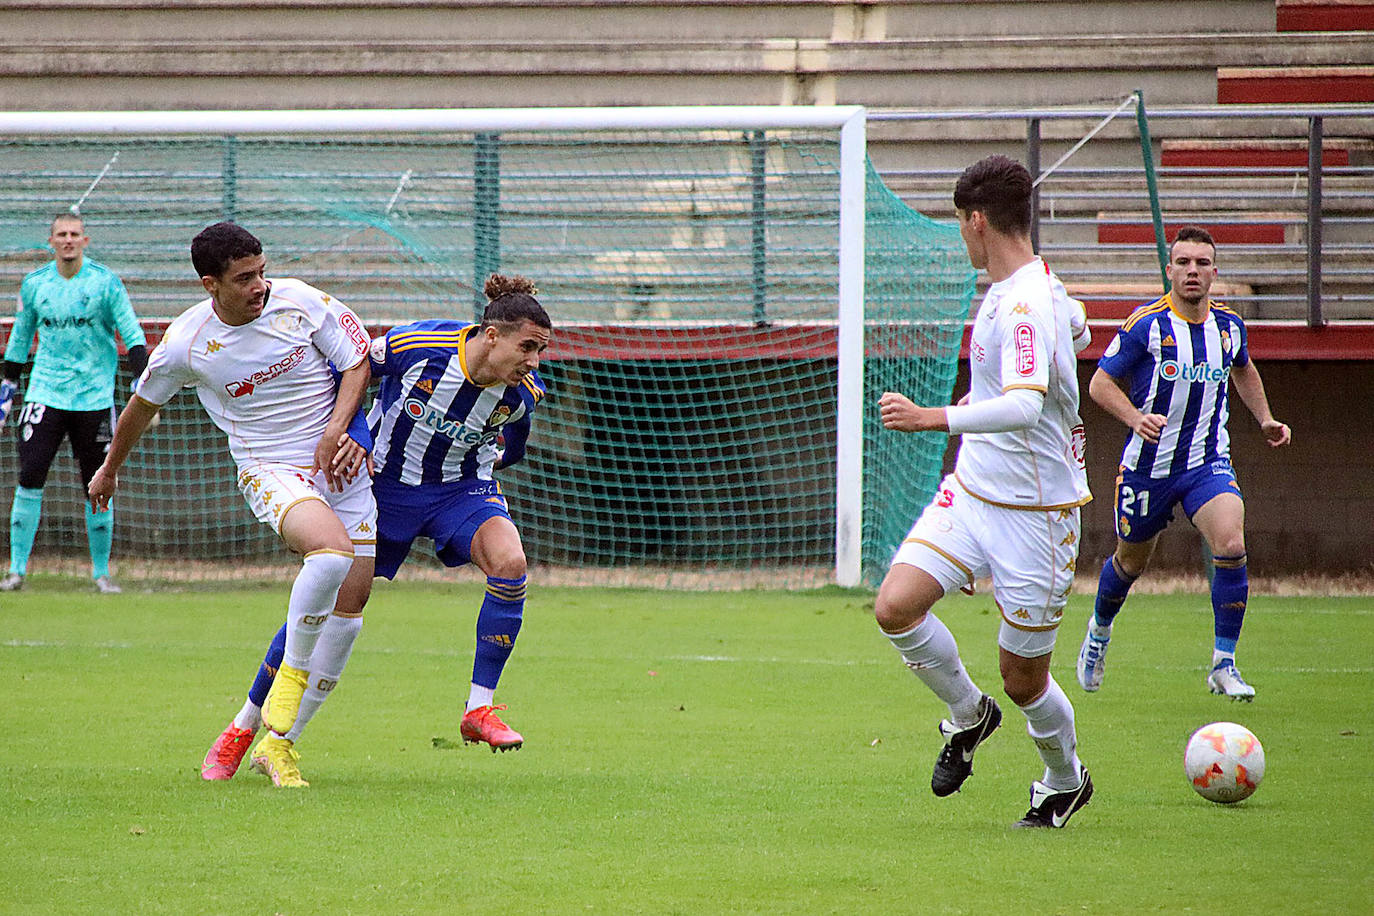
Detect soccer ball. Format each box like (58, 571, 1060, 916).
(1184, 721, 1265, 804)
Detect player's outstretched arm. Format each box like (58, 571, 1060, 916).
(878, 391, 948, 432)
(1089, 367, 1166, 443)
(88, 395, 161, 512)
(1230, 360, 1290, 448)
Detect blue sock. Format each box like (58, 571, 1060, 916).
(1211, 554, 1248, 657)
(1093, 556, 1136, 628)
(85, 502, 113, 579)
(8, 486, 42, 576)
(248, 624, 288, 707)
(473, 575, 525, 690)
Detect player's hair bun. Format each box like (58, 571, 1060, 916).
(485, 273, 538, 300)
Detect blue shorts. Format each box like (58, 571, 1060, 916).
(1113, 459, 1243, 543)
(373, 475, 512, 580)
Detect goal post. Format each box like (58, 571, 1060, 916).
(0, 106, 971, 589)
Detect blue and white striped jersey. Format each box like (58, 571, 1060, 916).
(367, 319, 545, 485)
(1098, 294, 1249, 478)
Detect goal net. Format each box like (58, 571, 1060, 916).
(0, 108, 972, 589)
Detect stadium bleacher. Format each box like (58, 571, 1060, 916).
(1, 0, 1369, 323)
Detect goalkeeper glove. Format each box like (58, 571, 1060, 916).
(0, 379, 17, 431)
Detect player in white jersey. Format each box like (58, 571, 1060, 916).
(88, 222, 377, 788)
(1076, 226, 1290, 701)
(873, 156, 1094, 828)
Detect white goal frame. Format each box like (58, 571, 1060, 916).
(0, 105, 868, 587)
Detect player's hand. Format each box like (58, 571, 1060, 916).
(1131, 411, 1167, 443)
(88, 464, 117, 513)
(312, 433, 346, 493)
(332, 432, 374, 483)
(879, 391, 944, 432)
(1260, 419, 1291, 448)
(0, 379, 17, 432)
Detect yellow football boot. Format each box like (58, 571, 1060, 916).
(249, 733, 309, 788)
(261, 663, 309, 735)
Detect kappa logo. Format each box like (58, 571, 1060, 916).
(206, 339, 224, 354)
(226, 345, 307, 397)
(1014, 323, 1036, 376)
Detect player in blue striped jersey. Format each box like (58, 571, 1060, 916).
(208, 274, 550, 771)
(365, 274, 549, 749)
(1076, 227, 1290, 700)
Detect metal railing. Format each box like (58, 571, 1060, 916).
(873, 104, 1374, 326)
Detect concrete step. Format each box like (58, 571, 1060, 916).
(1277, 0, 1374, 32)
(0, 0, 1278, 43)
(1218, 65, 1374, 104)
(1, 31, 1367, 110)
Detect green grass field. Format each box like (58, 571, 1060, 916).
(2, 578, 1370, 914)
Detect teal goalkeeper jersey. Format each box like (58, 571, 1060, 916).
(6, 258, 146, 411)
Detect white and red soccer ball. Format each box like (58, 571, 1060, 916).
(1184, 721, 1265, 804)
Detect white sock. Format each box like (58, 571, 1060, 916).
(1019, 675, 1082, 790)
(282, 550, 353, 670)
(1212, 649, 1236, 669)
(884, 613, 983, 727)
(232, 699, 262, 732)
(467, 683, 495, 712)
(286, 612, 363, 743)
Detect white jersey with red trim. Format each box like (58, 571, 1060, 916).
(954, 258, 1091, 509)
(136, 278, 370, 465)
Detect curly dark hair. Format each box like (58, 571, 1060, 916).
(191, 222, 262, 279)
(480, 273, 551, 330)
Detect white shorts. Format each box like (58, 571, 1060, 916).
(891, 474, 1080, 658)
(235, 461, 377, 558)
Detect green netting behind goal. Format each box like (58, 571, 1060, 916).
(0, 130, 972, 589)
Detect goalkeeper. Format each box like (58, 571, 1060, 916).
(0, 213, 146, 593)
